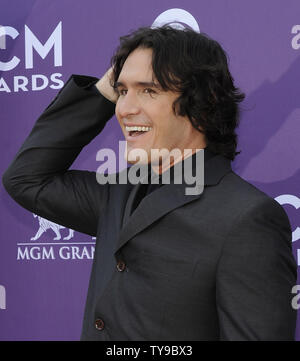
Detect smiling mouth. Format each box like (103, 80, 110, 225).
(125, 125, 152, 137)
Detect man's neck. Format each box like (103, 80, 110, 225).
(151, 147, 205, 175)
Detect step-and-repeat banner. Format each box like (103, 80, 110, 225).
(1, 0, 300, 340)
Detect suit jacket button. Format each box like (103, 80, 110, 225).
(116, 260, 126, 272)
(95, 318, 105, 331)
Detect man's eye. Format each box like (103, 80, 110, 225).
(144, 88, 156, 95)
(117, 88, 156, 96)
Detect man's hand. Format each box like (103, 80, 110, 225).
(95, 67, 118, 104)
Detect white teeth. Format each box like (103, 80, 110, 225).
(125, 126, 152, 132)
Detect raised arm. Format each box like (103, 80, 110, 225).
(2, 73, 116, 237)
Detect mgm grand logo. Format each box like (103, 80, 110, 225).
(16, 214, 96, 261)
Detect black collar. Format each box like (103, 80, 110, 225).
(115, 149, 232, 254)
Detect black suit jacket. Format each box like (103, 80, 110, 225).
(2, 74, 297, 341)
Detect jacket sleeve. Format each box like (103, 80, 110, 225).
(2, 74, 116, 237)
(216, 197, 297, 340)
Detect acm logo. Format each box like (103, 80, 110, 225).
(0, 22, 63, 93)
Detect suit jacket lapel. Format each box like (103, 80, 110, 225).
(115, 152, 232, 254)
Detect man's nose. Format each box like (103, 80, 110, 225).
(118, 91, 140, 118)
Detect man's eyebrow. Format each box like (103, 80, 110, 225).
(114, 81, 161, 89)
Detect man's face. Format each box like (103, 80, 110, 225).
(115, 47, 203, 167)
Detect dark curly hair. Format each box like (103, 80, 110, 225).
(110, 25, 245, 160)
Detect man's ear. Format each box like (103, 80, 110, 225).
(190, 117, 205, 134)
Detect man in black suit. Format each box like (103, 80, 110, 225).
(2, 26, 297, 340)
